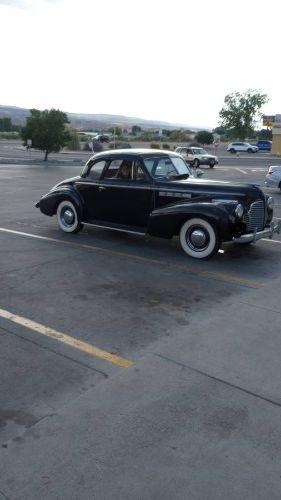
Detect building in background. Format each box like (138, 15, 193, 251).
(272, 115, 281, 155)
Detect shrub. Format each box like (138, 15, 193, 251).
(79, 135, 90, 142)
(150, 143, 159, 149)
(0, 131, 20, 140)
(109, 142, 131, 149)
(65, 129, 81, 151)
(162, 143, 170, 150)
(195, 130, 214, 145)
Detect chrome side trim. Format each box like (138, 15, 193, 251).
(81, 222, 146, 236)
(76, 182, 152, 190)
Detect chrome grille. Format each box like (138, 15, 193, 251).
(243, 200, 265, 231)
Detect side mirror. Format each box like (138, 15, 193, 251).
(195, 169, 204, 178)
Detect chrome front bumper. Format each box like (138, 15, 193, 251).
(233, 218, 281, 244)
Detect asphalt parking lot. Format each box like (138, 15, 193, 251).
(1, 151, 281, 499)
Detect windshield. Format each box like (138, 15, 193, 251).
(192, 148, 207, 155)
(144, 155, 191, 179)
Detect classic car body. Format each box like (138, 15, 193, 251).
(36, 149, 280, 259)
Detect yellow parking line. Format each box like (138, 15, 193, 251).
(0, 307, 133, 368)
(0, 227, 263, 289)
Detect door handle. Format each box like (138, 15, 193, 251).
(98, 186, 106, 191)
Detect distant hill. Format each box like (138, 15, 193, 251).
(0, 105, 198, 131)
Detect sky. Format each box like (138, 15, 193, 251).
(0, 0, 280, 128)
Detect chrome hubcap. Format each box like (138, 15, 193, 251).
(190, 229, 207, 247)
(62, 208, 75, 226)
(186, 226, 210, 252)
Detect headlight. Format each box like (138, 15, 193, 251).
(267, 196, 274, 210)
(235, 203, 244, 218)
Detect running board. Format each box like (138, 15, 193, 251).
(82, 221, 146, 236)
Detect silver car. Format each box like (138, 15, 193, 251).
(265, 166, 281, 190)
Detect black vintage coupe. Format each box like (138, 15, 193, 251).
(36, 149, 280, 259)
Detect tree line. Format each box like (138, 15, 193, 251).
(0, 89, 271, 160)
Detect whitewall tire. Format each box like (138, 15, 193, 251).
(57, 200, 83, 234)
(179, 218, 219, 259)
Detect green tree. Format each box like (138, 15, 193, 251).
(195, 130, 213, 145)
(108, 126, 122, 137)
(21, 108, 71, 161)
(169, 130, 190, 142)
(257, 128, 273, 140)
(132, 125, 142, 135)
(0, 117, 12, 132)
(219, 89, 268, 141)
(66, 128, 81, 151)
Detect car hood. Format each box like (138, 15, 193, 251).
(156, 177, 264, 205)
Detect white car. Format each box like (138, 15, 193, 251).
(227, 142, 258, 153)
(175, 147, 218, 168)
(265, 166, 281, 190)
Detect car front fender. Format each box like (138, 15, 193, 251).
(36, 185, 84, 217)
(147, 202, 233, 240)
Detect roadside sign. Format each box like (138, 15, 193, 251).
(263, 115, 275, 127)
(213, 141, 220, 150)
(27, 139, 32, 147)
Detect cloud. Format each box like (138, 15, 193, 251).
(0, 0, 62, 7)
(0, 0, 25, 6)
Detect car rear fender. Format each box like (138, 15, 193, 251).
(147, 202, 232, 240)
(37, 186, 83, 217)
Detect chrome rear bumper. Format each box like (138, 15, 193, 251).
(233, 218, 281, 244)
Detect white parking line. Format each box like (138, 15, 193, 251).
(0, 226, 263, 288)
(261, 238, 281, 245)
(216, 166, 268, 172)
(236, 168, 248, 174)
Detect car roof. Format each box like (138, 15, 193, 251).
(88, 148, 182, 161)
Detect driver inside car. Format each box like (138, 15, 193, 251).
(117, 160, 132, 180)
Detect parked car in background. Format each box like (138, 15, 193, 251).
(256, 140, 272, 151)
(35, 149, 280, 260)
(265, 166, 281, 190)
(175, 147, 218, 168)
(227, 142, 258, 154)
(94, 134, 111, 143)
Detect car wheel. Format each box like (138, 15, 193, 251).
(193, 159, 200, 168)
(247, 148, 254, 153)
(57, 200, 83, 233)
(229, 148, 235, 154)
(209, 161, 215, 168)
(179, 218, 220, 259)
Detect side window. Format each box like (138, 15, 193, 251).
(103, 159, 123, 179)
(154, 158, 177, 177)
(88, 160, 106, 179)
(103, 159, 133, 181)
(133, 160, 148, 181)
